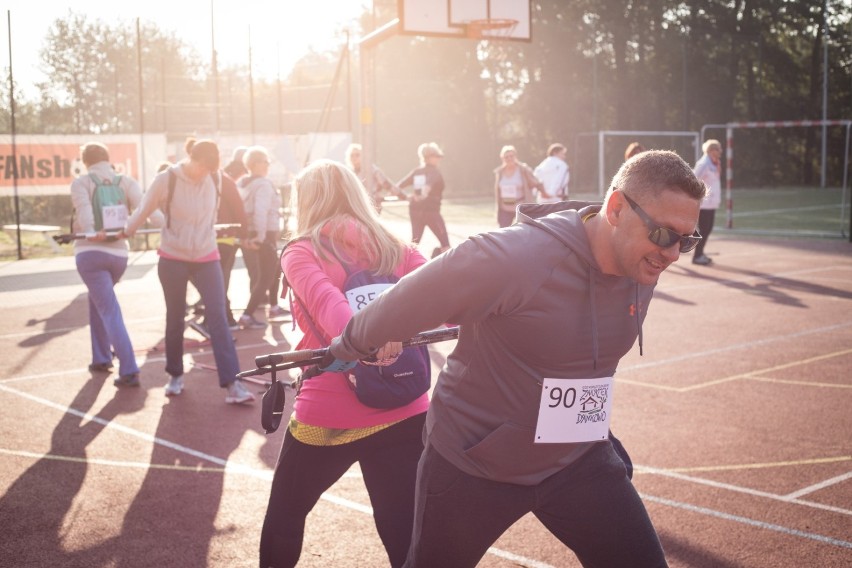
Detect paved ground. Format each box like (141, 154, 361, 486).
(0, 198, 850, 567)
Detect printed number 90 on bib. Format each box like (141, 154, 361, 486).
(534, 377, 614, 444)
(345, 283, 392, 313)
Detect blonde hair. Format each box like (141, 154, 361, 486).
(345, 143, 362, 170)
(418, 142, 443, 166)
(702, 139, 721, 154)
(293, 159, 404, 274)
(499, 145, 517, 159)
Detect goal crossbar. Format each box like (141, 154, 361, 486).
(704, 120, 852, 239)
(595, 131, 700, 196)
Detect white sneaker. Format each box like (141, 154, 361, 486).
(225, 379, 256, 404)
(165, 375, 184, 396)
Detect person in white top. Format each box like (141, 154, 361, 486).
(71, 142, 165, 387)
(533, 143, 570, 204)
(692, 139, 723, 265)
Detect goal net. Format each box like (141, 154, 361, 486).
(571, 130, 700, 197)
(709, 120, 852, 239)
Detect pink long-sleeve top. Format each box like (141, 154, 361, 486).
(282, 222, 429, 429)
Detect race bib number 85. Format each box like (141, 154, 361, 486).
(534, 377, 614, 444)
(346, 283, 392, 313)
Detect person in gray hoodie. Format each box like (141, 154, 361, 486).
(123, 139, 254, 405)
(321, 150, 706, 567)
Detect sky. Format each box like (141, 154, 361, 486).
(1, 0, 369, 99)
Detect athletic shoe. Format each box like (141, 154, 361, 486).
(225, 380, 256, 404)
(88, 362, 114, 373)
(692, 255, 713, 266)
(165, 375, 184, 396)
(239, 314, 266, 329)
(268, 305, 290, 319)
(114, 373, 140, 388)
(228, 319, 240, 331)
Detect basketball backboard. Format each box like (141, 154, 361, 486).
(398, 0, 532, 41)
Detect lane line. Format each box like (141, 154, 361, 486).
(0, 340, 286, 385)
(637, 465, 852, 516)
(0, 316, 165, 341)
(619, 347, 852, 392)
(746, 376, 852, 389)
(618, 321, 852, 373)
(644, 455, 852, 474)
(784, 471, 852, 500)
(642, 493, 852, 549)
(0, 447, 364, 480)
(0, 386, 549, 568)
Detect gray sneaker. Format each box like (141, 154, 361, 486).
(165, 375, 184, 396)
(238, 314, 266, 329)
(225, 379, 256, 404)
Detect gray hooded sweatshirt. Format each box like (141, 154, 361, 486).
(332, 201, 654, 485)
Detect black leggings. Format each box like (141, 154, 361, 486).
(259, 413, 426, 568)
(243, 240, 278, 314)
(694, 209, 715, 258)
(410, 206, 450, 248)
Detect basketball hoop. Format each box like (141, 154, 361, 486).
(465, 18, 518, 40)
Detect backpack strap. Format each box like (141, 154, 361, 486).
(166, 169, 177, 229)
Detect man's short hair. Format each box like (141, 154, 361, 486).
(608, 150, 706, 202)
(80, 142, 110, 167)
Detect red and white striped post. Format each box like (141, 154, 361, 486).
(725, 126, 734, 229)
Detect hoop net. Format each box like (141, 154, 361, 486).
(465, 18, 518, 40)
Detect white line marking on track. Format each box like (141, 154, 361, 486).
(642, 493, 852, 549)
(619, 346, 852, 392)
(637, 465, 852, 516)
(0, 385, 549, 568)
(0, 316, 164, 341)
(618, 321, 852, 373)
(784, 471, 852, 500)
(0, 340, 284, 384)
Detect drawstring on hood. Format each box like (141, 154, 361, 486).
(517, 201, 647, 369)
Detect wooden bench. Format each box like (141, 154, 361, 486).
(2, 224, 64, 253)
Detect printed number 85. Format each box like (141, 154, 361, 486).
(354, 292, 377, 311)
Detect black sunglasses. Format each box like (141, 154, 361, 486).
(621, 192, 701, 253)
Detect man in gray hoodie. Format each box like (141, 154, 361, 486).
(323, 150, 706, 567)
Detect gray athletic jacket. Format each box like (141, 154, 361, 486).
(331, 201, 654, 485)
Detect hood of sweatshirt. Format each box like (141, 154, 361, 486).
(516, 200, 647, 367)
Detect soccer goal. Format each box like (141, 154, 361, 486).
(702, 120, 852, 239)
(571, 130, 700, 197)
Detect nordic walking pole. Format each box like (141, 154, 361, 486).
(52, 227, 161, 245)
(239, 326, 460, 379)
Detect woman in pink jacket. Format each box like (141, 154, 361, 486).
(259, 160, 428, 568)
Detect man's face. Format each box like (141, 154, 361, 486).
(611, 188, 700, 285)
(556, 149, 567, 162)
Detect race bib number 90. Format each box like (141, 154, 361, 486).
(534, 377, 614, 444)
(346, 283, 392, 313)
